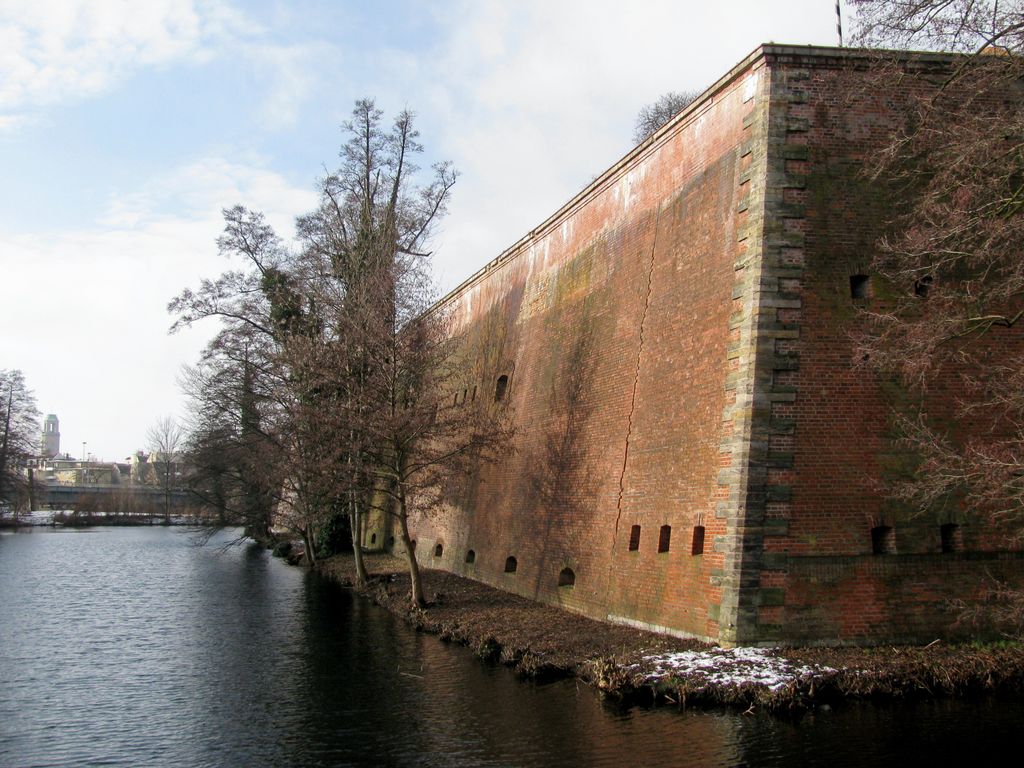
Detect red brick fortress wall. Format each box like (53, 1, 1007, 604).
(405, 45, 1024, 647)
(750, 48, 1024, 645)
(406, 50, 772, 643)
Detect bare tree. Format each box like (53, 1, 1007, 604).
(632, 90, 700, 144)
(170, 204, 301, 544)
(280, 99, 510, 599)
(838, 2, 1024, 639)
(852, 0, 1024, 53)
(292, 99, 471, 596)
(147, 415, 184, 523)
(179, 332, 283, 542)
(173, 200, 351, 561)
(849, 2, 1024, 526)
(354, 282, 514, 608)
(0, 369, 39, 513)
(170, 100, 512, 597)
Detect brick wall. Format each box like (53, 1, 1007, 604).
(751, 48, 1024, 645)
(405, 45, 1024, 647)
(407, 49, 770, 643)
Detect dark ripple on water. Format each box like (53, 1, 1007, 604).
(2, 528, 1024, 768)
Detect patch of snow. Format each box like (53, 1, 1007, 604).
(639, 647, 835, 691)
(6, 509, 59, 525)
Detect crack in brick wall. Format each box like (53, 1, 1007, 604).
(611, 206, 662, 551)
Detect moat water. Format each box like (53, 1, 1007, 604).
(1, 527, 1022, 767)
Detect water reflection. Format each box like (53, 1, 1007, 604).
(2, 528, 1023, 768)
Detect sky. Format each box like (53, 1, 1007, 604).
(0, 0, 845, 461)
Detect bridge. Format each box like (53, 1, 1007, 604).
(34, 483, 195, 513)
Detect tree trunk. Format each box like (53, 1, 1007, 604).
(0, 385, 12, 502)
(396, 484, 425, 609)
(349, 495, 368, 587)
(301, 523, 317, 568)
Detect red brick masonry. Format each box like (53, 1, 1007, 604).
(400, 45, 1024, 647)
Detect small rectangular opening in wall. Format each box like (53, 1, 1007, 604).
(504, 555, 517, 573)
(871, 525, 895, 555)
(691, 525, 705, 555)
(850, 274, 870, 299)
(941, 523, 960, 553)
(658, 525, 671, 553)
(628, 525, 641, 551)
(914, 275, 933, 298)
(495, 375, 509, 402)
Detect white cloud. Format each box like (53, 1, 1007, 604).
(0, 112, 35, 131)
(242, 40, 333, 130)
(0, 1, 213, 111)
(99, 155, 317, 236)
(0, 157, 317, 460)
(0, 0, 325, 131)
(407, 0, 840, 291)
(0, 0, 845, 458)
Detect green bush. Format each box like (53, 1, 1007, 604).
(271, 541, 293, 558)
(316, 511, 352, 558)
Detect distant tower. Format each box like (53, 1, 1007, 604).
(40, 414, 60, 458)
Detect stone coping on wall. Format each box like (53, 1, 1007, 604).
(433, 44, 960, 316)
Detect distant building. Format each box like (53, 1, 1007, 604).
(129, 451, 158, 485)
(53, 462, 118, 486)
(40, 414, 60, 458)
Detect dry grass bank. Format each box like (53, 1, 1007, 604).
(315, 552, 1024, 715)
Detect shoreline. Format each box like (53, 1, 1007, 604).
(0, 512, 205, 528)
(315, 552, 1024, 715)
